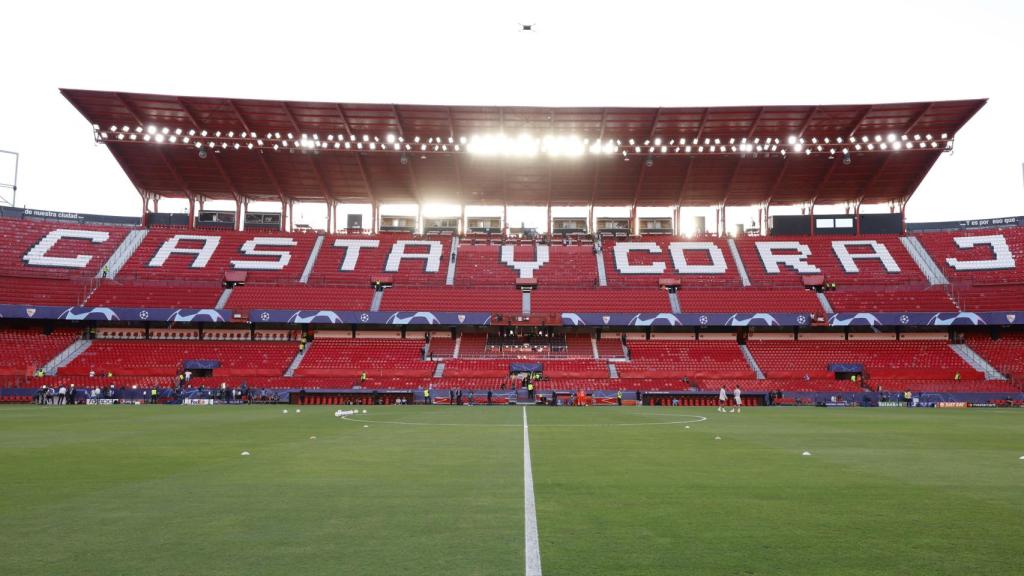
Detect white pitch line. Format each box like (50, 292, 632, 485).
(523, 406, 543, 576)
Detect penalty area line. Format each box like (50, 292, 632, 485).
(523, 407, 543, 576)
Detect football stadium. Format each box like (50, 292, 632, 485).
(2, 6, 1024, 576)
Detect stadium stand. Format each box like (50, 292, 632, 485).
(295, 338, 431, 377)
(227, 285, 375, 314)
(595, 337, 626, 358)
(677, 289, 823, 313)
(3, 203, 1024, 398)
(0, 276, 91, 306)
(733, 235, 927, 287)
(1, 218, 131, 277)
(965, 333, 1024, 380)
(380, 286, 520, 313)
(619, 340, 753, 379)
(309, 233, 452, 286)
(455, 242, 598, 287)
(826, 286, 958, 312)
(426, 336, 456, 358)
(62, 340, 298, 376)
(86, 281, 223, 308)
(532, 288, 670, 313)
(117, 228, 317, 282)
(915, 228, 1024, 284)
(0, 327, 79, 376)
(953, 285, 1024, 312)
(603, 236, 742, 287)
(745, 339, 980, 380)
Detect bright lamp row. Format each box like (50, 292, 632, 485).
(91, 123, 954, 158)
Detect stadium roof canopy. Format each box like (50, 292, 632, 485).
(63, 89, 985, 209)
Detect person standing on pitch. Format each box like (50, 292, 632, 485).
(732, 385, 742, 413)
(718, 385, 728, 412)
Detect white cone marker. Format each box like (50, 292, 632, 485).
(802, 451, 812, 456)
(241, 451, 251, 456)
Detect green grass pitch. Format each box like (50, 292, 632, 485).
(1, 405, 1022, 575)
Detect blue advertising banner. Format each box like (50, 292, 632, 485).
(248, 310, 493, 325)
(827, 311, 1024, 327)
(560, 312, 814, 327)
(510, 363, 543, 373)
(182, 360, 221, 370)
(828, 363, 864, 373)
(0, 305, 231, 323)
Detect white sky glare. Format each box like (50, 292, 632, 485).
(1, 0, 1022, 227)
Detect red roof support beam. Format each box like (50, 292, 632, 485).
(226, 99, 290, 209)
(447, 106, 464, 202)
(721, 156, 743, 208)
(763, 158, 790, 209)
(746, 107, 766, 139)
(172, 97, 248, 223)
(674, 157, 694, 207)
(902, 102, 935, 135)
(808, 158, 842, 211)
(62, 93, 153, 223)
(114, 92, 199, 220)
(693, 108, 711, 144)
(392, 105, 423, 205)
(589, 109, 608, 210)
(280, 102, 332, 205)
(796, 106, 819, 139)
(335, 104, 377, 204)
(845, 105, 874, 140)
(721, 105, 763, 209)
(631, 108, 662, 213)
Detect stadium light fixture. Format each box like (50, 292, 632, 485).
(92, 121, 956, 163)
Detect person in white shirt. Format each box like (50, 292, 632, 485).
(732, 385, 742, 413)
(718, 386, 728, 412)
(57, 385, 67, 405)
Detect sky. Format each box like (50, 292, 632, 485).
(1, 0, 1022, 230)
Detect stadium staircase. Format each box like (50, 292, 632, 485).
(949, 343, 1006, 380)
(445, 236, 459, 285)
(452, 335, 461, 358)
(522, 291, 531, 315)
(594, 243, 608, 286)
(608, 363, 619, 379)
(43, 339, 92, 376)
(668, 290, 681, 313)
(98, 229, 148, 280)
(901, 236, 949, 285)
(284, 341, 311, 377)
(215, 287, 233, 309)
(590, 337, 599, 359)
(738, 343, 766, 380)
(815, 292, 835, 315)
(433, 363, 445, 378)
(299, 235, 325, 284)
(726, 238, 752, 286)
(370, 289, 383, 312)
